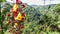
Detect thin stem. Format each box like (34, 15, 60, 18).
(0, 4, 4, 34)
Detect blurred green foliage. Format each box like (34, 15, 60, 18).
(0, 0, 6, 3)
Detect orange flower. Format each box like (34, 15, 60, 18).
(15, 13, 25, 22)
(12, 4, 20, 12)
(15, 13, 22, 20)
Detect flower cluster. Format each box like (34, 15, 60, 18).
(6, 3, 26, 34)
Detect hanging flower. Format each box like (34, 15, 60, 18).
(15, 13, 25, 22)
(15, 13, 22, 20)
(20, 13, 26, 22)
(12, 4, 19, 12)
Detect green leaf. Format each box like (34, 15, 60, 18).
(0, 0, 6, 3)
(4, 30, 11, 34)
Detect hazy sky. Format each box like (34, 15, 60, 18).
(7, 0, 60, 5)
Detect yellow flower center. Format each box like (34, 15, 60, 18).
(15, 13, 22, 20)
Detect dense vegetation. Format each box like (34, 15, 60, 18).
(0, 2, 60, 34)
